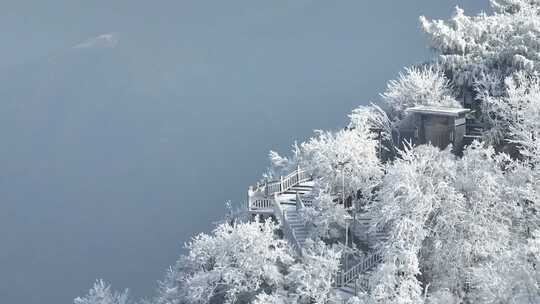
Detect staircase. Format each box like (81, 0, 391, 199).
(247, 166, 312, 214)
(248, 166, 314, 255)
(334, 251, 382, 293)
(247, 166, 384, 297)
(354, 216, 389, 249)
(336, 219, 386, 297)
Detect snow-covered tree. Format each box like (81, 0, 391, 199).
(265, 142, 302, 181)
(286, 241, 341, 304)
(486, 73, 540, 159)
(77, 2, 540, 304)
(301, 126, 383, 199)
(152, 258, 186, 304)
(155, 218, 293, 304)
(381, 66, 461, 121)
(438, 143, 518, 303)
(301, 191, 349, 240)
(370, 145, 458, 304)
(298, 105, 385, 241)
(420, 1, 540, 89)
(74, 280, 131, 304)
(348, 104, 392, 142)
(301, 130, 375, 193)
(367, 141, 538, 303)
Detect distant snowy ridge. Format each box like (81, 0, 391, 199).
(73, 33, 118, 49)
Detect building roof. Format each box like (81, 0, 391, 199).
(406, 105, 470, 117)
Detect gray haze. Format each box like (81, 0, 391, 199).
(0, 1, 486, 303)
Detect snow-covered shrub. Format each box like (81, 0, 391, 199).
(74, 280, 130, 304)
(345, 292, 373, 304)
(252, 292, 289, 304)
(425, 289, 459, 304)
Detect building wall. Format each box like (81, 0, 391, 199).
(394, 111, 470, 155)
(422, 115, 452, 149)
(454, 115, 467, 152)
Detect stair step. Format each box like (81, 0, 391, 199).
(289, 225, 305, 230)
(283, 191, 310, 195)
(287, 217, 301, 221)
(287, 217, 302, 221)
(280, 203, 297, 207)
(289, 222, 304, 226)
(337, 286, 356, 295)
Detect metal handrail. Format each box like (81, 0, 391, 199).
(273, 199, 303, 255)
(334, 251, 382, 287)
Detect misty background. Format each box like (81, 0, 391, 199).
(0, 1, 486, 303)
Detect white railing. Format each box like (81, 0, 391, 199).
(334, 251, 382, 287)
(273, 199, 303, 255)
(246, 166, 313, 255)
(248, 166, 311, 211)
(249, 198, 274, 210)
(264, 166, 310, 196)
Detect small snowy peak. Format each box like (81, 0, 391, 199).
(73, 33, 118, 49)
